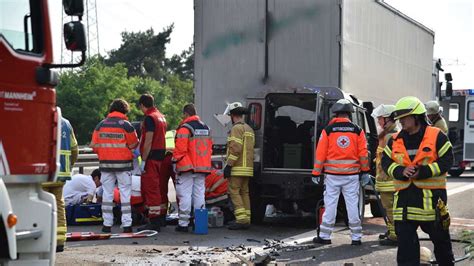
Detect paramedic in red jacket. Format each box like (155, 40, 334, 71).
(312, 99, 370, 246)
(137, 94, 167, 231)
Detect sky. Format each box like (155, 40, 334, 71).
(50, 0, 474, 89)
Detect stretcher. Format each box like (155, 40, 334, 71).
(66, 230, 158, 241)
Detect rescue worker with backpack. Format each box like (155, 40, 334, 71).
(382, 96, 454, 265)
(312, 99, 370, 246)
(42, 117, 78, 252)
(173, 103, 213, 232)
(371, 104, 399, 246)
(91, 99, 139, 234)
(223, 102, 255, 230)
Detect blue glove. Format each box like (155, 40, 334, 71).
(360, 173, 371, 187)
(312, 175, 321, 185)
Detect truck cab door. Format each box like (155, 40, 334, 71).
(463, 97, 474, 161)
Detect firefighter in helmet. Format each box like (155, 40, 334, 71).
(312, 99, 370, 245)
(425, 100, 448, 134)
(371, 104, 399, 246)
(381, 96, 454, 265)
(223, 102, 255, 230)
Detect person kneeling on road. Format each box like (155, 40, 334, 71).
(64, 169, 102, 206)
(312, 99, 370, 246)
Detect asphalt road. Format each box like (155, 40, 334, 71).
(56, 173, 474, 265)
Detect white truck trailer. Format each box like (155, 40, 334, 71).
(194, 0, 435, 221)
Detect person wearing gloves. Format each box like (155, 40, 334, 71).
(312, 99, 370, 246)
(223, 102, 255, 230)
(425, 100, 448, 134)
(172, 103, 213, 232)
(371, 104, 399, 246)
(382, 96, 454, 265)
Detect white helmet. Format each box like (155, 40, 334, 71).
(224, 102, 248, 115)
(425, 100, 440, 115)
(371, 104, 396, 119)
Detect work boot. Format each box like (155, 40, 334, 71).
(313, 237, 331, 245)
(175, 225, 189, 233)
(101, 226, 112, 233)
(227, 222, 250, 230)
(379, 238, 397, 246)
(159, 215, 167, 227)
(378, 231, 388, 240)
(56, 245, 64, 253)
(122, 226, 133, 233)
(351, 240, 362, 246)
(137, 217, 161, 232)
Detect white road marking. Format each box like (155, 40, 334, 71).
(447, 182, 474, 196)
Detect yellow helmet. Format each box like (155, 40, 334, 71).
(393, 96, 426, 120)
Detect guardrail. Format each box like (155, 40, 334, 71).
(75, 147, 99, 174)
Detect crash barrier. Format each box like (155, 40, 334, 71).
(75, 147, 99, 174)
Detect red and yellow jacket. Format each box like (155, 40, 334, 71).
(205, 170, 228, 205)
(312, 117, 369, 176)
(173, 115, 213, 174)
(91, 112, 139, 172)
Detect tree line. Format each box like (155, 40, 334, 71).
(57, 25, 194, 145)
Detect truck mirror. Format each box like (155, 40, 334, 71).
(446, 82, 453, 97)
(63, 0, 84, 17)
(63, 22, 87, 52)
(445, 73, 453, 82)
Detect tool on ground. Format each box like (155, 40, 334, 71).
(66, 230, 158, 241)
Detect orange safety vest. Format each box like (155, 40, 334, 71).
(312, 117, 370, 176)
(391, 126, 447, 191)
(91, 112, 139, 172)
(205, 170, 228, 205)
(173, 115, 213, 174)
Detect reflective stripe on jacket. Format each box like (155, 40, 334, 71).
(58, 117, 78, 180)
(226, 122, 255, 177)
(386, 126, 448, 190)
(312, 117, 369, 176)
(140, 107, 167, 160)
(91, 112, 138, 172)
(173, 115, 213, 174)
(205, 170, 228, 205)
(375, 123, 398, 192)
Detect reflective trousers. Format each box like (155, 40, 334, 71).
(159, 154, 176, 215)
(141, 160, 164, 218)
(101, 171, 132, 227)
(42, 181, 66, 246)
(228, 176, 251, 224)
(175, 172, 206, 227)
(320, 174, 362, 241)
(380, 191, 397, 240)
(395, 220, 454, 266)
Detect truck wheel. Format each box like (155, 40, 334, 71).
(370, 201, 383, 217)
(448, 168, 465, 177)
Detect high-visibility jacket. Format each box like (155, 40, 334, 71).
(226, 122, 255, 177)
(173, 115, 213, 174)
(205, 170, 228, 205)
(432, 115, 448, 134)
(91, 112, 139, 172)
(312, 117, 369, 176)
(140, 107, 167, 161)
(58, 117, 78, 181)
(375, 123, 398, 192)
(386, 126, 448, 191)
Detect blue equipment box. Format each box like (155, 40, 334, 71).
(66, 203, 103, 225)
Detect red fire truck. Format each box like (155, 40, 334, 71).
(0, 0, 86, 264)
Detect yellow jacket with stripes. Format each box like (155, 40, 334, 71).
(226, 122, 255, 177)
